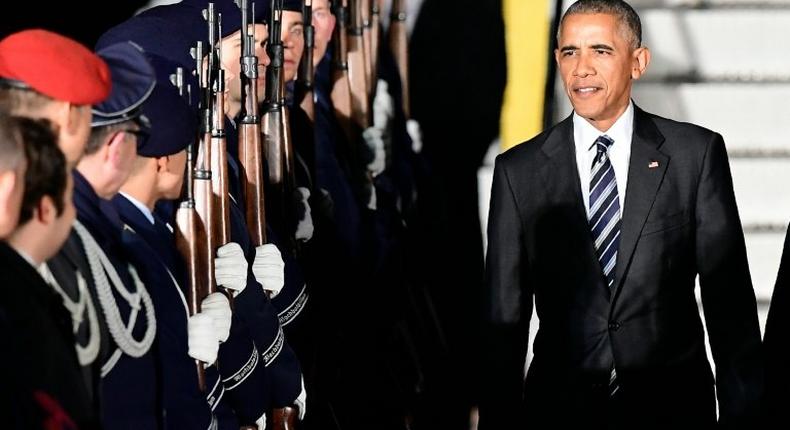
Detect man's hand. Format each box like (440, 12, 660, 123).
(294, 376, 307, 420)
(372, 79, 394, 132)
(187, 313, 219, 364)
(406, 118, 423, 154)
(200, 292, 232, 343)
(215, 242, 248, 294)
(253, 244, 285, 297)
(362, 127, 386, 177)
(294, 187, 314, 242)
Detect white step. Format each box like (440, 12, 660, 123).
(744, 230, 784, 301)
(555, 83, 790, 154)
(731, 158, 790, 226)
(638, 9, 790, 80)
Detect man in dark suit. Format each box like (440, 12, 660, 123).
(480, 1, 763, 429)
(0, 116, 98, 429)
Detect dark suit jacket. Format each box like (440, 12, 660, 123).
(480, 107, 763, 429)
(0, 241, 100, 430)
(763, 222, 790, 427)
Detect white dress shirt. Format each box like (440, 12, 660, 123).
(119, 192, 155, 225)
(573, 102, 634, 218)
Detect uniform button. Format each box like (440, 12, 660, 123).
(608, 321, 621, 331)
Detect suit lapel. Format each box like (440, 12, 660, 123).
(611, 107, 669, 302)
(539, 115, 589, 224)
(538, 116, 602, 277)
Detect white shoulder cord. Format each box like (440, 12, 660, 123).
(72, 220, 156, 375)
(39, 263, 101, 366)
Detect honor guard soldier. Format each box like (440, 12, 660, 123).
(43, 41, 162, 429)
(113, 52, 271, 429)
(95, 18, 275, 428)
(99, 45, 236, 430)
(0, 29, 111, 167)
(156, 1, 309, 424)
(102, 2, 307, 425)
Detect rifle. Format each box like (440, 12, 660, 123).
(295, 0, 315, 122)
(172, 65, 208, 392)
(262, 0, 297, 242)
(207, 6, 232, 251)
(191, 31, 217, 318)
(191, 4, 232, 314)
(389, 0, 410, 117)
(330, 0, 354, 140)
(220, 13, 258, 427)
(347, 0, 371, 129)
(360, 0, 373, 98)
(237, 0, 268, 246)
(369, 0, 381, 87)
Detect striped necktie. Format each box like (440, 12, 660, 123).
(589, 134, 621, 289)
(588, 134, 621, 397)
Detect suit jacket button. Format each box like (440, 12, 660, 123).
(608, 321, 621, 331)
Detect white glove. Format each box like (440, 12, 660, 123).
(256, 413, 266, 430)
(294, 376, 307, 421)
(188, 313, 219, 364)
(200, 292, 232, 343)
(253, 244, 285, 297)
(372, 79, 394, 130)
(294, 187, 314, 242)
(362, 127, 386, 177)
(215, 242, 248, 294)
(406, 119, 423, 154)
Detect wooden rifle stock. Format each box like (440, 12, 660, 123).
(195, 121, 218, 297)
(389, 0, 410, 117)
(271, 406, 298, 430)
(170, 67, 208, 391)
(360, 0, 373, 98)
(296, 0, 315, 122)
(194, 7, 220, 300)
(263, 0, 287, 187)
(263, 0, 297, 243)
(178, 41, 219, 392)
(210, 68, 232, 248)
(370, 0, 381, 87)
(238, 0, 268, 246)
(347, 0, 371, 129)
(331, 0, 354, 140)
(175, 132, 207, 392)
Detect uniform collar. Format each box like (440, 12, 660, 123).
(72, 170, 124, 249)
(118, 192, 154, 225)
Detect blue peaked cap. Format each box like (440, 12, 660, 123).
(92, 41, 156, 129)
(138, 54, 198, 158)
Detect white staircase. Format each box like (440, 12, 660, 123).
(637, 0, 790, 330)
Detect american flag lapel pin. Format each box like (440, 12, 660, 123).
(648, 161, 659, 169)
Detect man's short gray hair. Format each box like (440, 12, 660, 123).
(558, 0, 643, 50)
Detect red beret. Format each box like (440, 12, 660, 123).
(0, 29, 111, 105)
